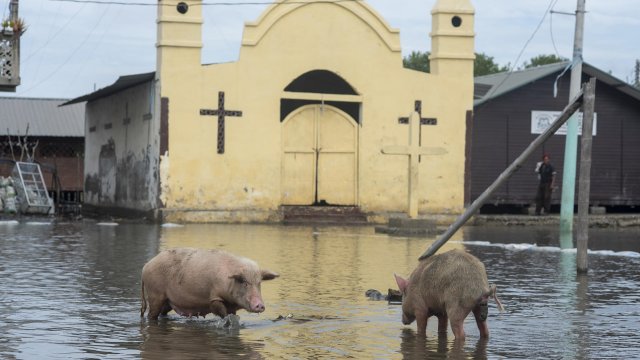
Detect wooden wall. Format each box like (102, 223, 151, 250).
(471, 73, 640, 209)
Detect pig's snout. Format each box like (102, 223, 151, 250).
(402, 312, 416, 325)
(250, 299, 265, 313)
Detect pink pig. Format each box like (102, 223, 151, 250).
(140, 248, 279, 319)
(394, 249, 504, 340)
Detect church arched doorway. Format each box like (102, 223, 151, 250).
(281, 104, 358, 205)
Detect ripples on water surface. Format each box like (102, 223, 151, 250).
(0, 221, 639, 359)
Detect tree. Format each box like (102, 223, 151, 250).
(403, 50, 430, 73)
(402, 51, 508, 76)
(474, 52, 509, 76)
(523, 54, 568, 69)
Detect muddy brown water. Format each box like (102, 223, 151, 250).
(1, 220, 639, 359)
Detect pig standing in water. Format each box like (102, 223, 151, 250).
(141, 248, 279, 320)
(394, 249, 504, 340)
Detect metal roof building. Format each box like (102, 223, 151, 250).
(470, 62, 640, 212)
(474, 61, 640, 106)
(1, 97, 84, 137)
(1, 97, 86, 208)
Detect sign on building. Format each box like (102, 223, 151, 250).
(531, 110, 597, 136)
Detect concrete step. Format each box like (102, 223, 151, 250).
(282, 205, 368, 225)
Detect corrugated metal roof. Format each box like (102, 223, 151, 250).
(62, 72, 155, 105)
(474, 61, 640, 106)
(474, 62, 569, 106)
(0, 97, 84, 137)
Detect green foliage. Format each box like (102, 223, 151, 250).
(402, 51, 508, 76)
(474, 52, 509, 76)
(523, 54, 568, 69)
(403, 50, 431, 73)
(402, 51, 569, 76)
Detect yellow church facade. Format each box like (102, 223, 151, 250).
(158, 0, 475, 223)
(72, 0, 475, 223)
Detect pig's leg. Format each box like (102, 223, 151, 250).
(447, 307, 469, 340)
(147, 296, 168, 320)
(210, 300, 228, 318)
(415, 309, 429, 335)
(160, 300, 172, 316)
(472, 303, 490, 338)
(437, 314, 449, 335)
(140, 282, 147, 317)
(449, 318, 466, 340)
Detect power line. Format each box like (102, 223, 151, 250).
(23, 2, 88, 63)
(66, 3, 119, 92)
(21, 1, 113, 95)
(549, 8, 563, 59)
(49, 0, 363, 6)
(483, 0, 560, 100)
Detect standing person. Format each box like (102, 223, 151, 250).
(535, 154, 556, 215)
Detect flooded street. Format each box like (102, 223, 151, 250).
(1, 220, 639, 359)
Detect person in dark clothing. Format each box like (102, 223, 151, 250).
(535, 154, 556, 215)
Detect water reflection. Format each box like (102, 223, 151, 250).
(139, 319, 264, 360)
(399, 329, 488, 359)
(0, 221, 639, 359)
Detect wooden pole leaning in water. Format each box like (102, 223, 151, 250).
(418, 87, 586, 261)
(576, 77, 596, 273)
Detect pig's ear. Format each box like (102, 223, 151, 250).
(394, 273, 408, 293)
(261, 269, 279, 281)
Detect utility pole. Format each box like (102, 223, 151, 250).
(576, 78, 596, 273)
(559, 0, 586, 239)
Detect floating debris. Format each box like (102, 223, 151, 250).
(365, 289, 402, 305)
(161, 223, 184, 228)
(272, 314, 342, 323)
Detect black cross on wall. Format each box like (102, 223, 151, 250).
(199, 91, 243, 154)
(398, 100, 438, 162)
(398, 100, 437, 126)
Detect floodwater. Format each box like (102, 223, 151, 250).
(1, 220, 639, 359)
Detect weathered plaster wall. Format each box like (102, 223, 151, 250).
(84, 81, 160, 212)
(157, 0, 474, 222)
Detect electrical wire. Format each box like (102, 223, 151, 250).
(49, 0, 364, 6)
(22, 2, 88, 63)
(30, 0, 63, 82)
(66, 3, 117, 92)
(483, 0, 560, 101)
(21, 2, 112, 95)
(549, 7, 563, 59)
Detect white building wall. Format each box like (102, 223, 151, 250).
(84, 80, 160, 212)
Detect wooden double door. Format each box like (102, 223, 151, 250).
(282, 104, 358, 205)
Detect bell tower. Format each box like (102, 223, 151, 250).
(428, 0, 475, 213)
(429, 0, 475, 77)
(156, 0, 203, 98)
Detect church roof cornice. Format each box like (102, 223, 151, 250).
(241, 0, 401, 52)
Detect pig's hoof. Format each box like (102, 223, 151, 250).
(220, 314, 241, 328)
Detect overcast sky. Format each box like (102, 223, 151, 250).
(2, 0, 639, 99)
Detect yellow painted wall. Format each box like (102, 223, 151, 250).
(156, 0, 474, 222)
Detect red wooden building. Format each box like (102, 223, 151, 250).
(1, 97, 85, 212)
